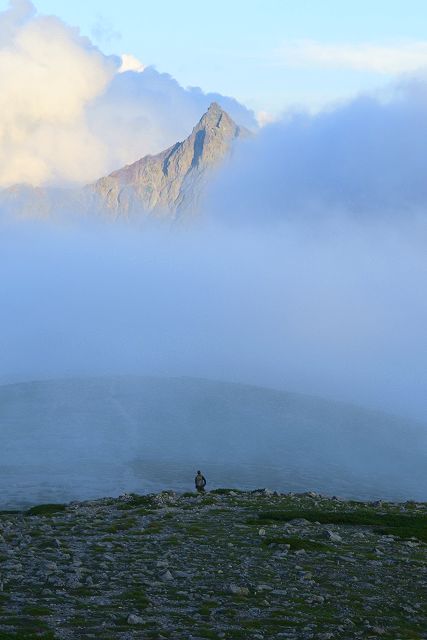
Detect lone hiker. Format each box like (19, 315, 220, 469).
(195, 470, 207, 493)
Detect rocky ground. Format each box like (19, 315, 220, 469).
(0, 489, 426, 639)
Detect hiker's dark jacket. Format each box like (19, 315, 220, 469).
(195, 474, 206, 489)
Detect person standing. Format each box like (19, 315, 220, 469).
(195, 470, 207, 493)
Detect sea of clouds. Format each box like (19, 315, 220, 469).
(0, 0, 426, 430)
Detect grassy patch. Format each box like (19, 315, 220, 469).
(185, 523, 206, 537)
(198, 628, 222, 639)
(127, 493, 156, 506)
(72, 586, 94, 597)
(0, 633, 55, 640)
(35, 540, 57, 550)
(0, 616, 53, 638)
(141, 521, 163, 534)
(257, 510, 427, 542)
(105, 517, 137, 533)
(262, 535, 331, 552)
(117, 494, 156, 511)
(198, 601, 219, 616)
(119, 587, 150, 609)
(25, 504, 67, 517)
(22, 605, 52, 616)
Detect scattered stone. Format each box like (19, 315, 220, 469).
(156, 560, 169, 568)
(229, 584, 249, 596)
(323, 529, 342, 543)
(160, 570, 174, 582)
(372, 626, 386, 635)
(175, 571, 191, 578)
(0, 489, 425, 639)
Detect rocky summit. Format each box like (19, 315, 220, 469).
(88, 103, 250, 218)
(0, 489, 426, 639)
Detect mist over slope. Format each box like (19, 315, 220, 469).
(1, 3, 427, 510)
(1, 217, 426, 422)
(1, 376, 426, 506)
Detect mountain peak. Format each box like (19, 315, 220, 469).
(208, 101, 222, 113)
(195, 101, 233, 131)
(91, 104, 248, 217)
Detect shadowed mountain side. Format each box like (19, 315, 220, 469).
(0, 377, 425, 504)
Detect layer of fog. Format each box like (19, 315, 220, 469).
(1, 211, 426, 504)
(1, 214, 426, 424)
(1, 376, 425, 507)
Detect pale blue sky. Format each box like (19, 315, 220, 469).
(3, 0, 427, 114)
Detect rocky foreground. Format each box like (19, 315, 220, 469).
(0, 490, 426, 639)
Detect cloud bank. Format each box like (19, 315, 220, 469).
(0, 0, 256, 188)
(1, 214, 426, 424)
(207, 75, 427, 220)
(0, 0, 115, 187)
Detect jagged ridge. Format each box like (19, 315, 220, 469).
(89, 102, 250, 217)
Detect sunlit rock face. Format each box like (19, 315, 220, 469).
(88, 103, 250, 218)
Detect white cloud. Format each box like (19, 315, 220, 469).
(119, 53, 145, 73)
(277, 40, 427, 74)
(0, 0, 116, 186)
(0, 1, 256, 188)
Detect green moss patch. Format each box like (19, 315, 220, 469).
(262, 535, 332, 552)
(258, 509, 427, 542)
(25, 503, 67, 517)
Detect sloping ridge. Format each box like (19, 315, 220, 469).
(88, 102, 249, 217)
(0, 376, 426, 504)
